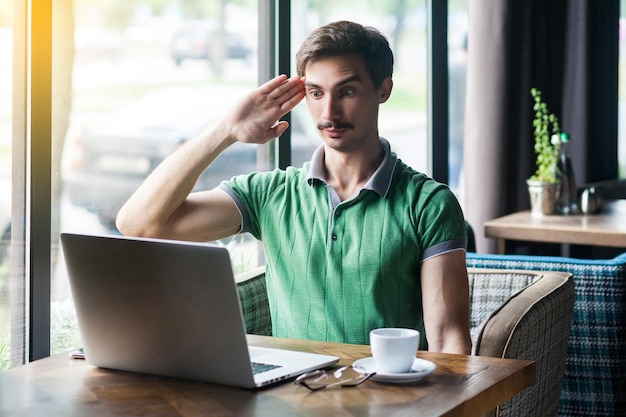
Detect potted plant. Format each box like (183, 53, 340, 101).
(527, 87, 560, 215)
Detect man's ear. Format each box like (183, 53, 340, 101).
(379, 77, 393, 103)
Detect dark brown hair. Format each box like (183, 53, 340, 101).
(295, 20, 394, 88)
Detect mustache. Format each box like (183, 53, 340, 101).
(317, 121, 355, 130)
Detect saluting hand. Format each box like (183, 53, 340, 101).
(221, 74, 306, 145)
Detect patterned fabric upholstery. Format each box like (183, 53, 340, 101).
(235, 266, 271, 336)
(467, 252, 626, 417)
(469, 269, 574, 417)
(468, 270, 539, 343)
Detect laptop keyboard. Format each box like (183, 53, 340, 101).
(252, 361, 282, 375)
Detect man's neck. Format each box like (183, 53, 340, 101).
(323, 139, 384, 201)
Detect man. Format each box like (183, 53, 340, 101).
(117, 21, 471, 354)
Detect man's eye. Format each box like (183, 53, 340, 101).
(309, 90, 322, 98)
(341, 88, 355, 97)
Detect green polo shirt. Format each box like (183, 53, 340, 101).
(221, 138, 466, 346)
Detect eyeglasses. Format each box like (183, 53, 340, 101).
(294, 366, 376, 391)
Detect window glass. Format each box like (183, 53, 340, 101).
(448, 0, 468, 196)
(0, 1, 12, 370)
(291, 1, 429, 174)
(52, 0, 260, 355)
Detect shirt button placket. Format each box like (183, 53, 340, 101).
(329, 208, 342, 246)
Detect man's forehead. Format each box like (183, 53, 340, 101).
(303, 55, 372, 88)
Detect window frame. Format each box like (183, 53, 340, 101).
(11, 0, 53, 364)
(429, 0, 449, 184)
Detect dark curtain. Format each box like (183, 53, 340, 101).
(464, 0, 618, 253)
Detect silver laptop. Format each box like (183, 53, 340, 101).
(60, 233, 338, 389)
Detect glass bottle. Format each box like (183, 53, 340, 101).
(556, 132, 578, 214)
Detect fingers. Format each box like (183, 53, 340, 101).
(260, 74, 305, 111)
(279, 87, 306, 112)
(258, 74, 290, 94)
(223, 75, 304, 145)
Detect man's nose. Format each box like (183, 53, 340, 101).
(321, 95, 341, 121)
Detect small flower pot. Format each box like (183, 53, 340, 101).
(527, 179, 557, 216)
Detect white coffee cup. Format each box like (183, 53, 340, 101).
(370, 328, 420, 373)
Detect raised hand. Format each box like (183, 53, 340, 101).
(222, 74, 306, 145)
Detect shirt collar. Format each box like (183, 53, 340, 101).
(306, 137, 398, 198)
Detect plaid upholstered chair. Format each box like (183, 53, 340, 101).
(468, 269, 574, 417)
(467, 252, 626, 417)
(235, 266, 575, 417)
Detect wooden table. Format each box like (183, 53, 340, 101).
(484, 200, 626, 254)
(0, 335, 535, 417)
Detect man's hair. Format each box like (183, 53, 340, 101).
(295, 20, 394, 88)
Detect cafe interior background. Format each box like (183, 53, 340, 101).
(0, 0, 622, 371)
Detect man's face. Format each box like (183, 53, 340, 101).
(303, 54, 392, 152)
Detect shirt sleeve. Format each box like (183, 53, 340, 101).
(417, 184, 467, 262)
(218, 183, 251, 234)
(219, 170, 289, 240)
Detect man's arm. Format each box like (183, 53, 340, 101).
(420, 249, 472, 354)
(116, 75, 305, 242)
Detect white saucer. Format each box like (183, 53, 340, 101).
(352, 357, 436, 383)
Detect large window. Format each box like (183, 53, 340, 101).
(3, 0, 459, 368)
